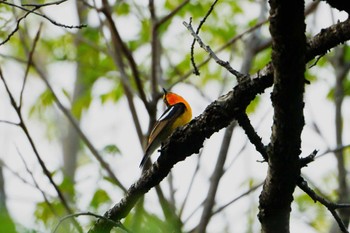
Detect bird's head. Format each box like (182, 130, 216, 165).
(162, 88, 188, 107)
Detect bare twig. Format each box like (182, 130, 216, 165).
(21, 0, 68, 7)
(0, 3, 37, 46)
(15, 146, 59, 219)
(183, 20, 247, 82)
(173, 0, 318, 86)
(53, 211, 130, 233)
(0, 120, 19, 126)
(156, 0, 190, 28)
(171, 19, 268, 88)
(237, 113, 268, 162)
(19, 24, 42, 108)
(0, 1, 86, 31)
(299, 149, 318, 167)
(317, 144, 350, 158)
(212, 182, 263, 215)
(190, 0, 219, 75)
(298, 177, 350, 233)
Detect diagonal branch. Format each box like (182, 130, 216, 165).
(88, 17, 350, 233)
(19, 24, 42, 108)
(298, 177, 350, 233)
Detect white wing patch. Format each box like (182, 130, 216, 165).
(158, 105, 176, 121)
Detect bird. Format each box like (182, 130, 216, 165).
(139, 88, 192, 168)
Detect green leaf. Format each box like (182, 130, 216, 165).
(89, 189, 111, 210)
(99, 82, 123, 104)
(246, 96, 260, 114)
(71, 92, 92, 119)
(102, 144, 120, 156)
(29, 89, 55, 117)
(115, 2, 130, 15)
(35, 200, 65, 226)
(59, 175, 75, 198)
(0, 210, 16, 233)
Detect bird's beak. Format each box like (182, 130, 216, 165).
(162, 87, 168, 95)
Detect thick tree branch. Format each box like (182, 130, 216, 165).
(321, 0, 350, 14)
(88, 17, 350, 233)
(258, 0, 306, 232)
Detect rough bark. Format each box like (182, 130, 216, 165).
(258, 0, 306, 232)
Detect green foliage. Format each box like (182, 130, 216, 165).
(327, 77, 350, 100)
(34, 200, 65, 227)
(41, 34, 76, 62)
(29, 89, 55, 116)
(71, 90, 92, 119)
(246, 96, 260, 114)
(114, 2, 130, 15)
(122, 210, 180, 233)
(99, 82, 124, 104)
(89, 189, 111, 210)
(102, 144, 121, 156)
(0, 210, 16, 233)
(294, 193, 330, 231)
(251, 48, 272, 74)
(59, 175, 75, 198)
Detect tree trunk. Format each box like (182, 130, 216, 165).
(258, 0, 306, 232)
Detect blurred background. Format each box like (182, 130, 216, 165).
(0, 0, 349, 232)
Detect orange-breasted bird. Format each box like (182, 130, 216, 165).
(139, 88, 192, 168)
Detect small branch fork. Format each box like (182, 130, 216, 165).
(298, 177, 350, 233)
(0, 0, 86, 46)
(183, 19, 248, 82)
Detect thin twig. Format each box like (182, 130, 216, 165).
(298, 177, 350, 233)
(0, 3, 37, 46)
(179, 149, 203, 217)
(316, 144, 350, 158)
(190, 0, 219, 75)
(212, 182, 263, 215)
(183, 20, 247, 82)
(53, 212, 130, 233)
(156, 0, 190, 28)
(21, 0, 68, 7)
(0, 120, 19, 126)
(19, 24, 42, 108)
(15, 146, 60, 219)
(236, 112, 268, 161)
(171, 19, 268, 89)
(0, 1, 86, 34)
